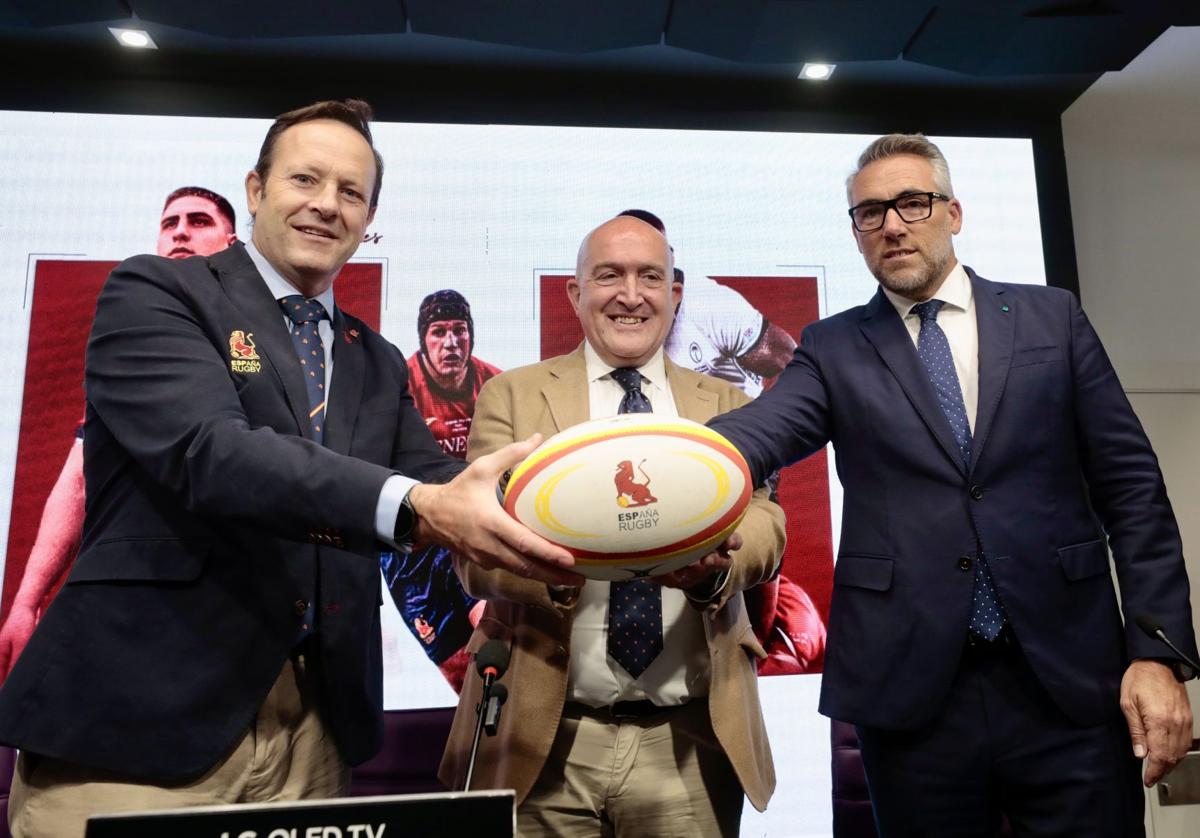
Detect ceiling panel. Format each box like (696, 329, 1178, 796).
(3, 0, 126, 27)
(908, 8, 1170, 75)
(0, 0, 1194, 119)
(406, 0, 669, 53)
(669, 0, 934, 63)
(131, 0, 407, 39)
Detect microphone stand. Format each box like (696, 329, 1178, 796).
(464, 674, 496, 791)
(464, 640, 510, 790)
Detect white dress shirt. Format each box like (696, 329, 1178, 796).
(881, 261, 979, 432)
(567, 342, 712, 708)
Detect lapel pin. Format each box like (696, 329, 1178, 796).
(1001, 305, 1010, 313)
(343, 328, 360, 343)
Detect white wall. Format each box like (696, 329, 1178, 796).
(1062, 25, 1200, 836)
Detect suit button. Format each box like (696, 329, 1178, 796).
(969, 485, 984, 501)
(958, 556, 973, 572)
(294, 599, 309, 616)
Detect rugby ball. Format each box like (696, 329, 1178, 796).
(504, 414, 752, 581)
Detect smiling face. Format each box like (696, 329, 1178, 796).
(245, 119, 376, 296)
(424, 319, 472, 389)
(568, 217, 681, 369)
(850, 153, 962, 301)
(157, 195, 236, 259)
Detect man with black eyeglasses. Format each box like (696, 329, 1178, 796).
(708, 133, 1196, 836)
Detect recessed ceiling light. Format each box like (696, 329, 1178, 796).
(109, 28, 158, 50)
(800, 62, 836, 81)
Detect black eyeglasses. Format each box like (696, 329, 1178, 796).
(848, 192, 950, 232)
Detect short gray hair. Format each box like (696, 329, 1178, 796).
(846, 134, 954, 204)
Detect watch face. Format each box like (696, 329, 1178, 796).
(394, 495, 417, 543)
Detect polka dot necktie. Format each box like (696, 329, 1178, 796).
(912, 301, 1006, 641)
(280, 295, 329, 445)
(607, 367, 663, 678)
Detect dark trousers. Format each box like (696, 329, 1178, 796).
(856, 635, 1144, 838)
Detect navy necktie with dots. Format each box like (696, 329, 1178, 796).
(280, 295, 329, 446)
(911, 300, 1006, 641)
(606, 367, 663, 678)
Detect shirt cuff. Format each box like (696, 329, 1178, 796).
(375, 474, 419, 549)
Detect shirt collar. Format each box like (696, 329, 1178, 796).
(583, 341, 668, 391)
(881, 260, 971, 320)
(245, 238, 336, 318)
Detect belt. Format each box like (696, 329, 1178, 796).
(563, 698, 696, 720)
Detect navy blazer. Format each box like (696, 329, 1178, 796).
(0, 243, 462, 781)
(710, 268, 1196, 730)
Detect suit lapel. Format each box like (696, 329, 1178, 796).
(211, 244, 313, 441)
(969, 271, 1014, 472)
(859, 288, 966, 474)
(665, 359, 718, 421)
(324, 309, 364, 456)
(541, 346, 589, 433)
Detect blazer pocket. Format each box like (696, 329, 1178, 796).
(1057, 538, 1110, 581)
(1011, 346, 1062, 368)
(738, 623, 768, 661)
(67, 538, 210, 583)
(834, 554, 894, 591)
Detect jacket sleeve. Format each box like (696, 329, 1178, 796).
(1065, 292, 1196, 661)
(697, 386, 787, 613)
(85, 256, 397, 546)
(707, 325, 832, 488)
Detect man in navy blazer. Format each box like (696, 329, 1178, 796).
(0, 99, 577, 838)
(709, 134, 1196, 835)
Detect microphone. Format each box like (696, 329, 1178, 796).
(1135, 614, 1200, 675)
(475, 639, 511, 688)
(465, 640, 511, 791)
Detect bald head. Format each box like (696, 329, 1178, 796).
(575, 215, 672, 279)
(568, 215, 680, 368)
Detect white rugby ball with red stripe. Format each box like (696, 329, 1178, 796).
(504, 413, 752, 581)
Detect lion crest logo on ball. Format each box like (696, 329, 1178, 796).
(614, 459, 656, 508)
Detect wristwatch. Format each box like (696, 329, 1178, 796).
(393, 488, 418, 551)
(1169, 659, 1198, 683)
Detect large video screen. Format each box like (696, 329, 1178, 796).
(0, 110, 1044, 836)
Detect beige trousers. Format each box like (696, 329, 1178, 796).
(517, 700, 744, 838)
(9, 654, 347, 838)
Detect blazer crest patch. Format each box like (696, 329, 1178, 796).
(228, 330, 262, 373)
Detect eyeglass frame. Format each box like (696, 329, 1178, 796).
(847, 191, 951, 233)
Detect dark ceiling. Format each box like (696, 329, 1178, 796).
(0, 1, 1197, 130)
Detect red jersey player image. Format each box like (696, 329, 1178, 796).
(406, 289, 502, 456)
(0, 186, 238, 682)
(381, 290, 501, 691)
